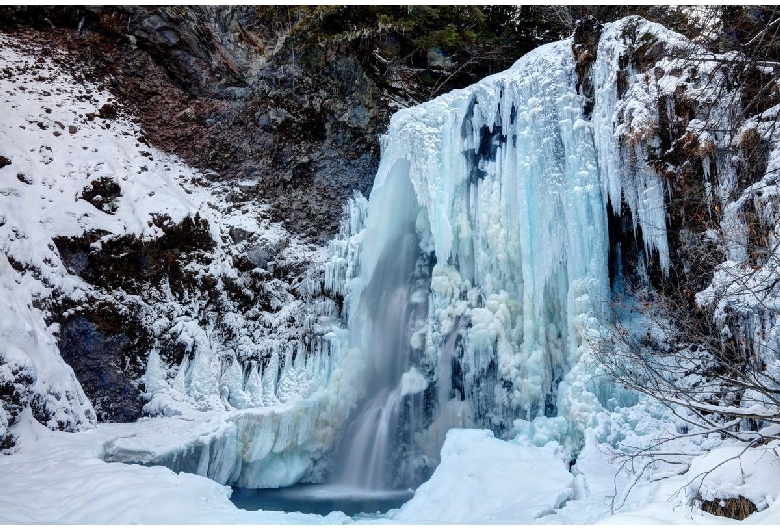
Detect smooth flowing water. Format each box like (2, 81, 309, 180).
(328, 162, 430, 490)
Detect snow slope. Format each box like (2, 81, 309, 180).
(0, 32, 217, 439)
(0, 32, 350, 483)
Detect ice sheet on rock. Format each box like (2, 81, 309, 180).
(695, 110, 780, 397)
(103, 406, 342, 488)
(593, 18, 747, 275)
(394, 429, 574, 523)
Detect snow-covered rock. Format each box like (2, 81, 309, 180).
(0, 33, 343, 464)
(394, 429, 574, 523)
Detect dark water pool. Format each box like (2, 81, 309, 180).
(230, 484, 415, 517)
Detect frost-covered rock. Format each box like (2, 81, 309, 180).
(0, 256, 96, 450)
(0, 33, 343, 455)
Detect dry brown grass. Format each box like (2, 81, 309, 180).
(697, 495, 758, 521)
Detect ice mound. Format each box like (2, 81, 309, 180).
(394, 429, 574, 523)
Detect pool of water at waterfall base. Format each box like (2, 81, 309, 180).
(230, 484, 415, 517)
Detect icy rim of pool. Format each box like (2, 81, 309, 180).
(232, 484, 415, 501)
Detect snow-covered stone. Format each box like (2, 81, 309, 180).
(394, 429, 574, 523)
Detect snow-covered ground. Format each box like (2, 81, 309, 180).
(2, 407, 779, 524)
(0, 411, 346, 524)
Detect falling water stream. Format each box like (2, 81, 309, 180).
(231, 170, 426, 514)
(323, 153, 435, 494)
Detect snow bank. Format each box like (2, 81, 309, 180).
(394, 429, 574, 523)
(0, 411, 346, 524)
(686, 444, 780, 513)
(596, 437, 780, 524)
(0, 254, 95, 444)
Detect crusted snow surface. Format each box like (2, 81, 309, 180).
(393, 429, 574, 523)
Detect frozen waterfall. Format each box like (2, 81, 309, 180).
(131, 18, 681, 492)
(329, 38, 620, 488)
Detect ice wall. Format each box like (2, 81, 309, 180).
(134, 17, 724, 487)
(325, 37, 617, 484)
(328, 18, 737, 478)
(382, 39, 610, 424)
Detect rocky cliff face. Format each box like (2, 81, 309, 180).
(4, 5, 389, 244)
(0, 5, 405, 429)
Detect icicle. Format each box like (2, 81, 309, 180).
(245, 361, 264, 407)
(143, 348, 168, 395)
(262, 351, 280, 405)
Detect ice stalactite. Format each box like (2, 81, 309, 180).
(592, 21, 672, 274)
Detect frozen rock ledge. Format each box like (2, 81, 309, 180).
(101, 401, 342, 489)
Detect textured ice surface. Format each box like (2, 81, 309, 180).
(103, 405, 335, 488)
(334, 37, 613, 463)
(323, 16, 775, 482)
(116, 330, 365, 488)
